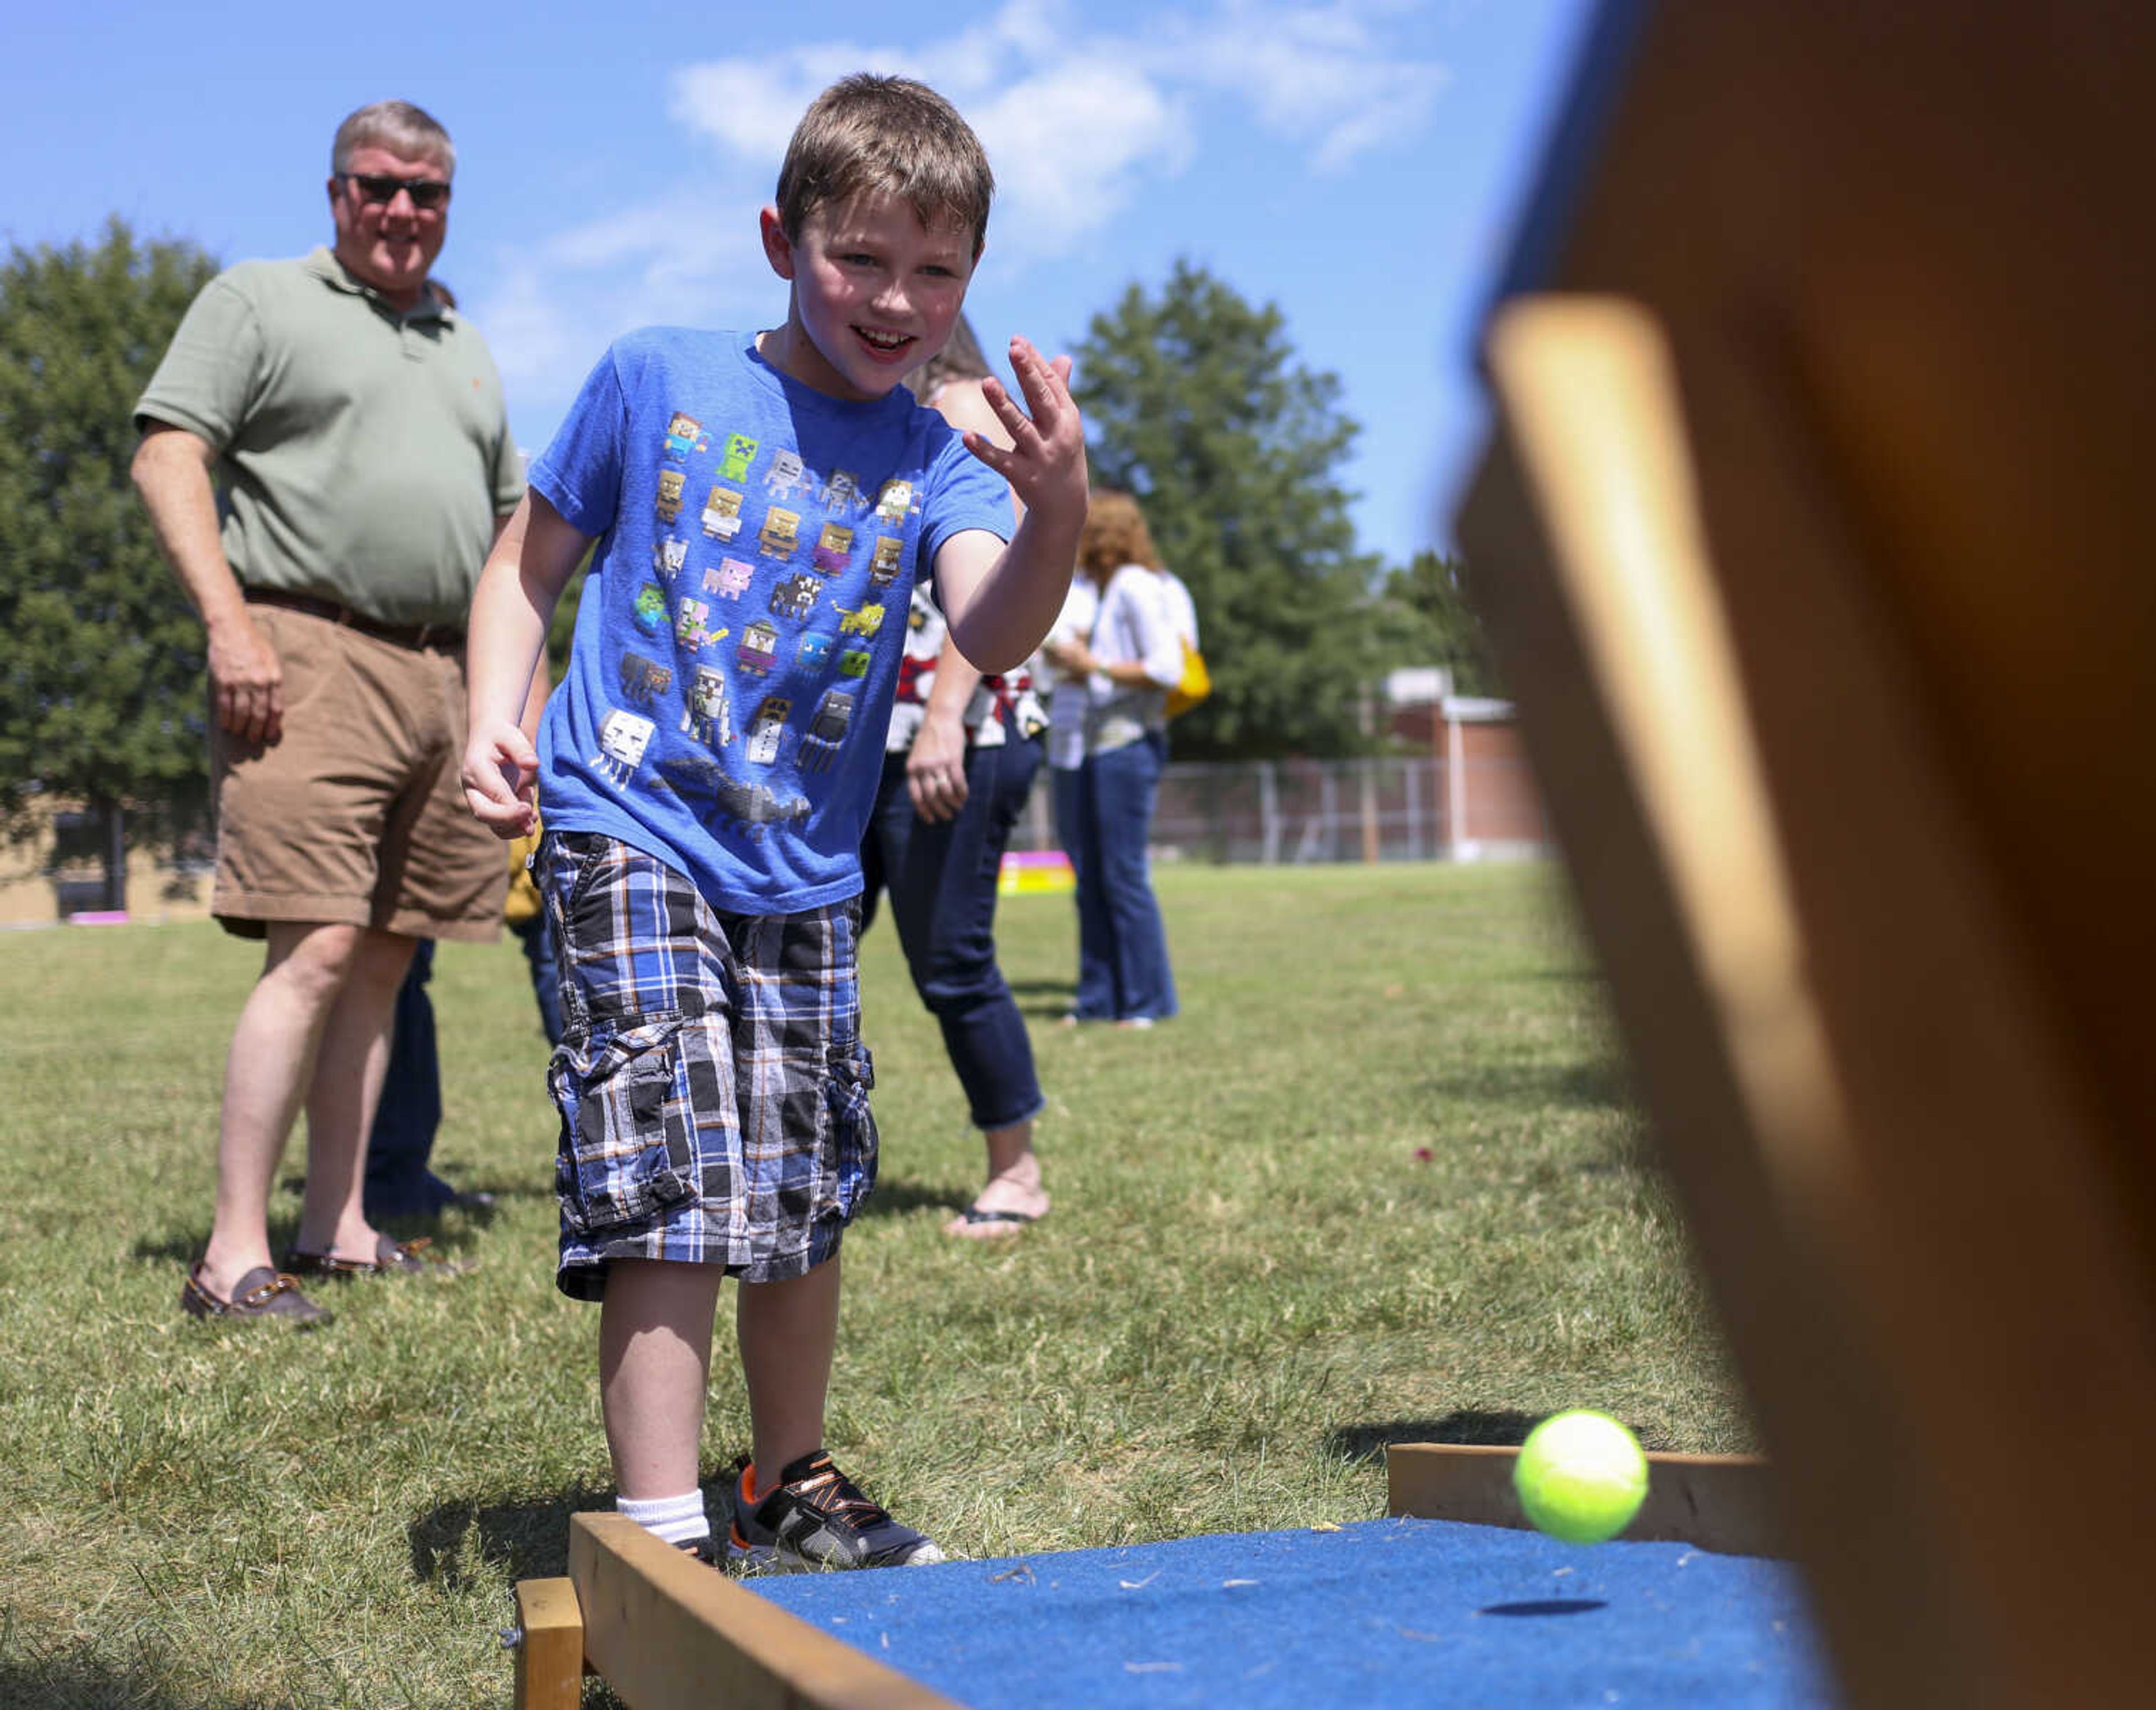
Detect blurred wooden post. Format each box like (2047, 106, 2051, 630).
(1452, 7, 2156, 1702)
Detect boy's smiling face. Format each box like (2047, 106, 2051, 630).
(759, 191, 976, 401)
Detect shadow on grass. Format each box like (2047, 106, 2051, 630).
(0, 1654, 280, 1710)
(130, 1213, 494, 1272)
(412, 1461, 750, 1591)
(1326, 1410, 1542, 1463)
(1008, 975, 1077, 1023)
(853, 1174, 971, 1221)
(411, 1487, 609, 1588)
(1414, 1059, 1634, 1113)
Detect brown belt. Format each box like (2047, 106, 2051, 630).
(244, 587, 463, 651)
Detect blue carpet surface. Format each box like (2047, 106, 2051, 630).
(750, 1518, 1838, 1707)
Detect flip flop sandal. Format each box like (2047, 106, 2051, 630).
(953, 1206, 1042, 1229)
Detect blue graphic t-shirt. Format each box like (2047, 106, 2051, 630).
(529, 328, 1012, 913)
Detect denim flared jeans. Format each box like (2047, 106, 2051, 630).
(1054, 731, 1179, 1023)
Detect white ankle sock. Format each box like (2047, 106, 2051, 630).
(617, 1490, 710, 1549)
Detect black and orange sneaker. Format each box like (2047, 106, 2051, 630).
(724, 1451, 945, 1572)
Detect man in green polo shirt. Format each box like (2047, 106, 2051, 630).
(132, 99, 526, 1326)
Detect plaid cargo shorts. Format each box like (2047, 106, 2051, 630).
(540, 831, 878, 1298)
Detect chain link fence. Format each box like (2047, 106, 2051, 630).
(1010, 753, 1552, 866)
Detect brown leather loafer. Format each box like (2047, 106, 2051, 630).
(280, 1233, 461, 1276)
(180, 1264, 331, 1326)
(281, 1235, 448, 1279)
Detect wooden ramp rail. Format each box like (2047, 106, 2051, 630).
(1386, 1443, 1781, 1560)
(509, 1512, 961, 1710)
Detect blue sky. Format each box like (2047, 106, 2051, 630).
(8, 0, 1592, 566)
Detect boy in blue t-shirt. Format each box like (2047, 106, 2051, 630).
(459, 74, 1086, 1570)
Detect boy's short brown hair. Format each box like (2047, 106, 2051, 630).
(776, 75, 993, 257)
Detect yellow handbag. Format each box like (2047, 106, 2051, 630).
(1165, 640, 1212, 719)
(504, 825, 543, 926)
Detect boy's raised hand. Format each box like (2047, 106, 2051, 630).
(965, 336, 1089, 525)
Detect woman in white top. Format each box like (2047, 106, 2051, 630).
(1041, 491, 1184, 1025)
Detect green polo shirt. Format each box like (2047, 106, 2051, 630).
(135, 246, 525, 627)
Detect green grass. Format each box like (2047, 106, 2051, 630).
(0, 860, 1748, 1708)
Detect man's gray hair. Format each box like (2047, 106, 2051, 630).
(331, 100, 456, 177)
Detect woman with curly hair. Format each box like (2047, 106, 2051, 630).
(1042, 490, 1186, 1027)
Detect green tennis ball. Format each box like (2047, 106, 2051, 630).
(1513, 1410, 1650, 1544)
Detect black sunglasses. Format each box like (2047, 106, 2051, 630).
(340, 172, 452, 211)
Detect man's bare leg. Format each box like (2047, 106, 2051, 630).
(737, 1256, 841, 1483)
(195, 921, 364, 1300)
(294, 927, 419, 1261)
(600, 1259, 728, 1500)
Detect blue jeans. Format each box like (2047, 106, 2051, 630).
(365, 939, 449, 1219)
(514, 911, 565, 1048)
(860, 735, 1046, 1132)
(1054, 733, 1178, 1022)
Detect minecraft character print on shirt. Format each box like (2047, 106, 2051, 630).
(716, 776, 808, 839)
(798, 689, 854, 773)
(656, 470, 685, 525)
(868, 536, 904, 588)
(834, 601, 887, 642)
(759, 508, 801, 561)
(702, 486, 744, 541)
(737, 620, 779, 676)
(652, 537, 688, 582)
(820, 469, 864, 513)
(680, 665, 734, 747)
(769, 572, 822, 622)
(874, 478, 915, 523)
(704, 557, 753, 600)
(675, 598, 726, 652)
(764, 450, 812, 502)
(720, 433, 758, 481)
(745, 696, 789, 766)
(619, 652, 673, 708)
(812, 523, 854, 574)
(655, 755, 808, 840)
(663, 412, 706, 461)
(593, 710, 655, 788)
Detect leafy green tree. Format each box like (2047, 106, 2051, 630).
(1072, 261, 1385, 758)
(1374, 547, 1499, 700)
(0, 220, 220, 907)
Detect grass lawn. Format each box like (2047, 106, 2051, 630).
(0, 859, 1748, 1708)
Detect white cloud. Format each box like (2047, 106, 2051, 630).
(1162, 1, 1453, 174)
(969, 62, 1195, 263)
(477, 0, 1447, 412)
(658, 0, 1442, 235)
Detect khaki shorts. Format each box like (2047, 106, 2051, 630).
(209, 602, 505, 941)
